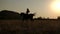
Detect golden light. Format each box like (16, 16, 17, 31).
(50, 0, 60, 13)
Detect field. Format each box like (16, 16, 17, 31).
(0, 19, 60, 34)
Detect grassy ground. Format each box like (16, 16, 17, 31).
(0, 20, 60, 34)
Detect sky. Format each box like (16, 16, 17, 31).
(0, 0, 60, 18)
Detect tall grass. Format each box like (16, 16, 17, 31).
(0, 20, 60, 34)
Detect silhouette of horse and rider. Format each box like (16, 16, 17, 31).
(0, 8, 34, 20)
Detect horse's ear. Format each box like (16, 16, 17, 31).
(33, 13, 36, 16)
(34, 13, 36, 14)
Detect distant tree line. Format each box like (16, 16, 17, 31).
(0, 8, 60, 20)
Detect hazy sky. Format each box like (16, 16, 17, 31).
(0, 0, 60, 18)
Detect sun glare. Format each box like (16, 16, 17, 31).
(50, 0, 60, 13)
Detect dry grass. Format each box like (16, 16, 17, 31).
(0, 20, 60, 34)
